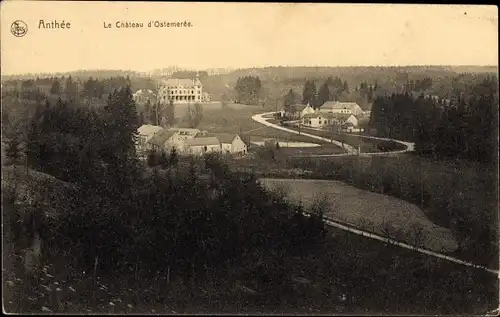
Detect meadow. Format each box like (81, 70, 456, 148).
(284, 125, 406, 153)
(288, 154, 498, 268)
(259, 178, 458, 252)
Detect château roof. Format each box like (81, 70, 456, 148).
(162, 78, 202, 87)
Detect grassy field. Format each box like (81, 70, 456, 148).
(285, 153, 498, 268)
(259, 178, 458, 252)
(281, 125, 406, 153)
(176, 103, 346, 154)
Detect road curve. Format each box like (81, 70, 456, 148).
(251, 111, 415, 157)
(253, 113, 498, 276)
(251, 112, 357, 155)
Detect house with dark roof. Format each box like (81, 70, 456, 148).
(186, 137, 221, 155)
(319, 101, 364, 116)
(147, 129, 177, 152)
(302, 112, 358, 129)
(136, 124, 164, 154)
(211, 133, 247, 156)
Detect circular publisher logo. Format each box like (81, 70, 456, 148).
(11, 20, 28, 37)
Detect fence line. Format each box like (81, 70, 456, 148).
(304, 212, 499, 276)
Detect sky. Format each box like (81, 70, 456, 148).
(1, 2, 498, 75)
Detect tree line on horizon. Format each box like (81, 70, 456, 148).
(369, 74, 498, 163)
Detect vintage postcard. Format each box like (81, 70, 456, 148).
(1, 1, 499, 315)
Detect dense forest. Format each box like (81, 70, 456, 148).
(234, 76, 262, 105)
(369, 74, 498, 163)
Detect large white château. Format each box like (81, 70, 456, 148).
(157, 73, 203, 104)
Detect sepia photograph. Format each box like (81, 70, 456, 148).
(1, 1, 499, 315)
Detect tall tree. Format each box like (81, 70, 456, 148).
(234, 76, 262, 105)
(317, 81, 331, 107)
(103, 86, 139, 162)
(186, 103, 204, 128)
(50, 79, 62, 95)
(283, 89, 297, 107)
(165, 99, 176, 126)
(302, 80, 316, 107)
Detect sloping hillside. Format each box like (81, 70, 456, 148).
(2, 165, 78, 219)
(260, 178, 459, 253)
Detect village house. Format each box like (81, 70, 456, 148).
(137, 124, 164, 154)
(186, 137, 221, 156)
(302, 113, 359, 130)
(164, 127, 201, 153)
(211, 133, 248, 156)
(319, 101, 364, 116)
(133, 89, 157, 105)
(302, 113, 336, 128)
(300, 103, 316, 118)
(280, 103, 315, 120)
(331, 113, 359, 128)
(136, 125, 248, 157)
(147, 129, 176, 153)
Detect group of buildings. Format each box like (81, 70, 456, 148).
(133, 73, 211, 106)
(280, 101, 370, 132)
(136, 124, 248, 158)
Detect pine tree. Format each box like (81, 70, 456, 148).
(165, 99, 175, 126)
(284, 89, 296, 107)
(302, 80, 316, 106)
(50, 79, 61, 95)
(343, 80, 349, 93)
(317, 81, 331, 107)
(103, 86, 139, 162)
(169, 147, 179, 166)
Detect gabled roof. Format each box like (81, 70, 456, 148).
(162, 78, 201, 87)
(187, 137, 221, 147)
(167, 127, 200, 136)
(147, 129, 176, 147)
(331, 101, 361, 110)
(209, 133, 238, 144)
(303, 113, 336, 119)
(295, 104, 311, 112)
(138, 124, 164, 137)
(318, 101, 335, 109)
(319, 101, 362, 110)
(331, 113, 357, 121)
(302, 113, 320, 119)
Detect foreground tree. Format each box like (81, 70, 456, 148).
(186, 103, 203, 128)
(302, 80, 317, 107)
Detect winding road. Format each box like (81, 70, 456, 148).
(251, 111, 415, 157)
(252, 112, 499, 277)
